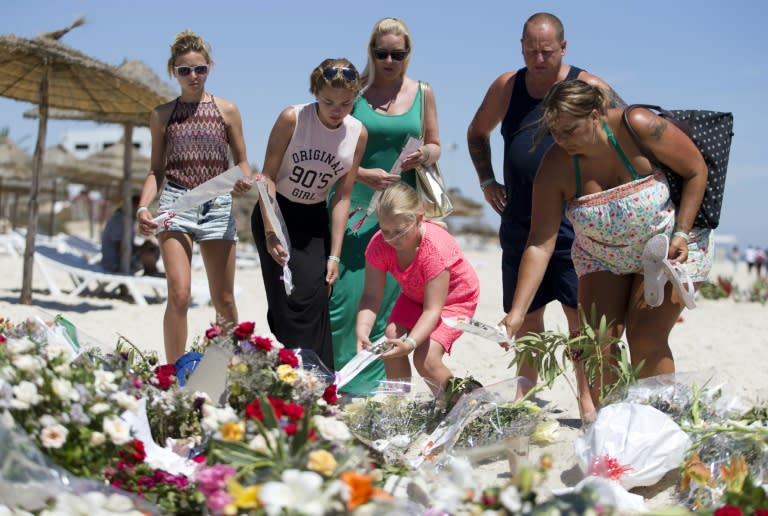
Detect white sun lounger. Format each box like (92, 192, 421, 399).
(33, 244, 211, 307)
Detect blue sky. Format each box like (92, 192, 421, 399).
(2, 0, 766, 248)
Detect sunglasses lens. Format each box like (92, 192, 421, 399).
(194, 65, 208, 75)
(322, 67, 358, 82)
(176, 66, 191, 76)
(373, 49, 408, 61)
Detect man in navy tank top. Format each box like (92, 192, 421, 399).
(466, 12, 624, 422)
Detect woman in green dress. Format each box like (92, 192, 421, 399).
(329, 17, 442, 394)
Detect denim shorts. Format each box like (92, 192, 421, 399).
(157, 181, 237, 241)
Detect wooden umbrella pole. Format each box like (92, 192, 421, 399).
(20, 63, 49, 304)
(120, 123, 134, 274)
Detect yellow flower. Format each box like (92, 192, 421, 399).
(719, 455, 748, 493)
(277, 364, 298, 385)
(227, 479, 261, 509)
(307, 449, 337, 476)
(220, 421, 245, 442)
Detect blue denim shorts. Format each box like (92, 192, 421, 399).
(157, 181, 237, 241)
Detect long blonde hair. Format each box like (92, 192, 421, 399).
(376, 182, 423, 222)
(361, 17, 413, 90)
(167, 29, 213, 76)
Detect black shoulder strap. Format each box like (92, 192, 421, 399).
(621, 104, 673, 166)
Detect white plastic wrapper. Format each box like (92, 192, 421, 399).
(254, 179, 294, 295)
(575, 402, 691, 490)
(153, 165, 248, 228)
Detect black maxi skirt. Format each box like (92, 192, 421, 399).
(251, 193, 334, 371)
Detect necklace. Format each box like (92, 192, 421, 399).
(368, 83, 402, 112)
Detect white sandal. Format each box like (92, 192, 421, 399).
(663, 262, 697, 310)
(642, 234, 669, 307)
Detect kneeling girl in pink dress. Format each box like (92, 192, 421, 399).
(356, 182, 480, 394)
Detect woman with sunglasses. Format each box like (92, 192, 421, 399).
(356, 182, 479, 394)
(329, 17, 442, 395)
(251, 58, 367, 370)
(137, 29, 253, 364)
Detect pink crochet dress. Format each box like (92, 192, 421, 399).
(365, 221, 480, 352)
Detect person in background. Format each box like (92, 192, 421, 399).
(356, 182, 479, 394)
(466, 12, 624, 422)
(500, 80, 712, 416)
(745, 245, 757, 275)
(252, 58, 367, 370)
(137, 29, 253, 364)
(330, 17, 441, 394)
(101, 194, 161, 276)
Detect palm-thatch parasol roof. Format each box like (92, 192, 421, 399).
(0, 135, 32, 179)
(22, 59, 177, 126)
(0, 18, 172, 303)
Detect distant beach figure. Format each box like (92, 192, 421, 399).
(745, 245, 758, 275)
(101, 194, 161, 276)
(727, 245, 741, 275)
(499, 80, 712, 415)
(756, 247, 766, 277)
(251, 58, 367, 370)
(137, 29, 253, 363)
(329, 17, 442, 395)
(466, 12, 624, 421)
(356, 182, 479, 394)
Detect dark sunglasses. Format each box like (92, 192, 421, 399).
(322, 66, 358, 82)
(175, 64, 209, 77)
(372, 48, 409, 61)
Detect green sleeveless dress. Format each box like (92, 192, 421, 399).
(328, 87, 422, 395)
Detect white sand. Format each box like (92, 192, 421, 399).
(1, 240, 766, 509)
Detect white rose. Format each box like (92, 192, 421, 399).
(93, 370, 118, 394)
(52, 378, 79, 402)
(40, 424, 68, 449)
(313, 415, 352, 442)
(12, 354, 42, 372)
(0, 365, 16, 381)
(6, 338, 34, 354)
(90, 431, 106, 446)
(53, 362, 72, 376)
(113, 391, 138, 412)
(89, 402, 111, 415)
(103, 415, 132, 445)
(12, 381, 42, 408)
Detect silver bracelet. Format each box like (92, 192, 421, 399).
(327, 255, 341, 263)
(480, 178, 496, 191)
(136, 206, 149, 218)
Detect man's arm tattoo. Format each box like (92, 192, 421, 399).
(468, 137, 494, 179)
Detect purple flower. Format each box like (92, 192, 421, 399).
(206, 491, 235, 515)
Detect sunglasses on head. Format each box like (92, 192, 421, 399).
(373, 48, 409, 61)
(322, 66, 358, 82)
(175, 64, 209, 77)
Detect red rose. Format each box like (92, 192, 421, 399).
(245, 400, 264, 421)
(283, 424, 297, 436)
(278, 349, 299, 367)
(205, 326, 220, 339)
(234, 321, 256, 340)
(0, 335, 6, 343)
(322, 384, 338, 405)
(754, 510, 768, 516)
(267, 396, 285, 419)
(714, 506, 743, 516)
(154, 364, 177, 390)
(251, 335, 273, 352)
(282, 402, 304, 421)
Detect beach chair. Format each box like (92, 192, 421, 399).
(33, 244, 211, 307)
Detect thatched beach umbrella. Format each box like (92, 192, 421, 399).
(0, 19, 169, 303)
(24, 59, 175, 273)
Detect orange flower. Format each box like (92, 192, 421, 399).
(680, 452, 714, 491)
(339, 471, 391, 511)
(719, 455, 748, 493)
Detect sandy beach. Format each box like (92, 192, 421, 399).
(1, 237, 766, 510)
